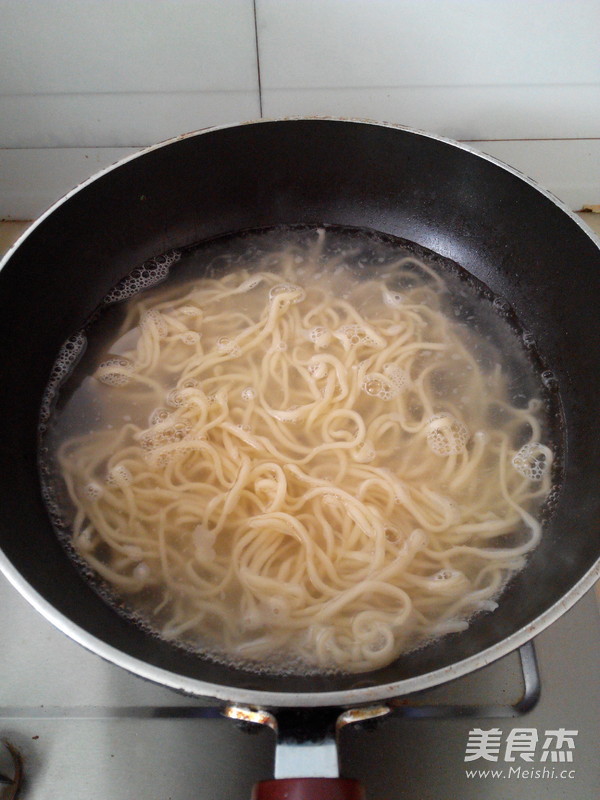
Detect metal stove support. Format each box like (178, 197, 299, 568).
(387, 640, 541, 719)
(222, 641, 541, 783)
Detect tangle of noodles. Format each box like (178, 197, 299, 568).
(45, 228, 553, 674)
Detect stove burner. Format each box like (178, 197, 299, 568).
(0, 741, 23, 800)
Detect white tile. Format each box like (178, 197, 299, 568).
(468, 139, 600, 210)
(257, 0, 600, 140)
(0, 0, 258, 93)
(0, 91, 261, 148)
(256, 0, 600, 89)
(0, 147, 139, 219)
(261, 85, 600, 140)
(0, 0, 260, 148)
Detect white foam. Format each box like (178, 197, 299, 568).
(236, 276, 263, 293)
(425, 414, 469, 456)
(149, 407, 171, 425)
(106, 464, 132, 485)
(215, 336, 241, 357)
(84, 481, 103, 500)
(541, 370, 559, 391)
(360, 369, 405, 401)
(179, 331, 201, 345)
(308, 357, 329, 380)
(40, 331, 88, 423)
(104, 250, 180, 305)
(522, 331, 536, 349)
(309, 326, 331, 348)
(382, 288, 405, 307)
(166, 388, 185, 407)
(512, 442, 552, 481)
(383, 363, 409, 392)
(334, 324, 385, 351)
(139, 419, 192, 452)
(140, 309, 168, 339)
(181, 305, 201, 317)
(269, 283, 306, 304)
(97, 357, 133, 386)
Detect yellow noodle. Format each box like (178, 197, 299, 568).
(52, 231, 553, 675)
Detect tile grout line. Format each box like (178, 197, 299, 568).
(252, 0, 263, 117)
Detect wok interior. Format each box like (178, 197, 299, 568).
(0, 119, 599, 698)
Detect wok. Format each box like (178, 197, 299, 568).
(0, 119, 599, 797)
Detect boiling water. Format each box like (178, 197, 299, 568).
(39, 226, 558, 675)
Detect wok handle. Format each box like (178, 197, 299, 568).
(251, 777, 365, 800)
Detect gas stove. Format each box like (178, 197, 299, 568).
(1, 572, 598, 799)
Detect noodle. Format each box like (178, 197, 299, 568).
(45, 228, 553, 674)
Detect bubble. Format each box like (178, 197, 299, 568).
(541, 370, 559, 391)
(362, 377, 381, 397)
(182, 378, 200, 389)
(269, 284, 306, 304)
(265, 597, 289, 620)
(104, 251, 180, 305)
(149, 407, 171, 425)
(308, 357, 328, 380)
(84, 481, 103, 500)
(433, 569, 456, 581)
(181, 305, 200, 317)
(216, 337, 241, 357)
(512, 442, 552, 481)
(179, 331, 200, 345)
(166, 388, 185, 407)
(237, 276, 263, 293)
(361, 370, 404, 401)
(383, 363, 409, 392)
(334, 324, 385, 351)
(133, 562, 150, 581)
(241, 387, 256, 401)
(382, 288, 404, 307)
(428, 569, 469, 594)
(492, 296, 511, 314)
(96, 357, 134, 386)
(309, 326, 331, 348)
(40, 331, 88, 424)
(522, 331, 536, 349)
(106, 465, 132, 485)
(141, 309, 168, 339)
(139, 419, 192, 452)
(425, 414, 469, 456)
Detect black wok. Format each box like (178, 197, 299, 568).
(0, 119, 599, 719)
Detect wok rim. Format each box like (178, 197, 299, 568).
(1, 116, 599, 708)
